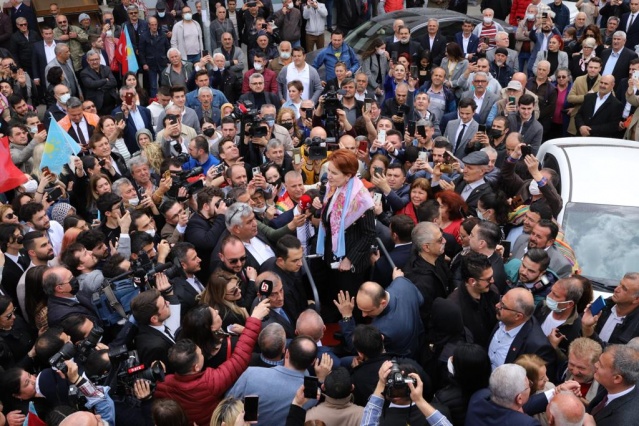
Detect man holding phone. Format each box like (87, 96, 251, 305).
(112, 87, 154, 154)
(581, 272, 639, 345)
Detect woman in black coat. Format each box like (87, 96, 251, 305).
(0, 295, 36, 371)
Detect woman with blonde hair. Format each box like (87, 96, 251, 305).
(210, 397, 244, 426)
(200, 269, 248, 334)
(136, 129, 164, 174)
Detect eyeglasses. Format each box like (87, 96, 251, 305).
(427, 235, 445, 244)
(556, 75, 568, 79)
(227, 255, 247, 265)
(3, 307, 16, 320)
(473, 80, 487, 84)
(228, 204, 250, 223)
(57, 20, 68, 24)
(226, 284, 241, 294)
(128, 11, 138, 15)
(12, 234, 23, 244)
(17, 23, 27, 27)
(497, 295, 523, 315)
(477, 275, 493, 283)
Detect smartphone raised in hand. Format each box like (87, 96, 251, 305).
(244, 395, 259, 422)
(303, 376, 319, 399)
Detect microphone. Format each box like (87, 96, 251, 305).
(314, 174, 328, 219)
(298, 194, 313, 212)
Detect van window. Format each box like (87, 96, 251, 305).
(542, 153, 561, 194)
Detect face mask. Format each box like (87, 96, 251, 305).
(22, 179, 38, 193)
(483, 17, 493, 25)
(254, 63, 263, 71)
(253, 205, 267, 214)
(447, 357, 455, 376)
(529, 179, 541, 196)
(203, 128, 216, 137)
(145, 229, 156, 238)
(526, 13, 536, 20)
(183, 13, 192, 20)
(377, 48, 385, 56)
(69, 277, 80, 295)
(106, 30, 113, 37)
(158, 11, 166, 17)
(59, 93, 71, 104)
(287, 2, 294, 8)
(266, 119, 275, 127)
(28, 125, 37, 134)
(477, 210, 485, 220)
(280, 51, 291, 59)
(491, 129, 503, 139)
(281, 122, 294, 130)
(129, 197, 140, 206)
(545, 295, 568, 313)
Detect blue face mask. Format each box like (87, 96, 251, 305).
(266, 119, 275, 127)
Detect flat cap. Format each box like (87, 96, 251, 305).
(462, 151, 489, 166)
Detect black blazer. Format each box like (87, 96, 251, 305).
(46, 294, 101, 328)
(387, 40, 423, 63)
(113, 4, 130, 26)
(31, 40, 51, 83)
(600, 47, 638, 83)
(620, 11, 639, 50)
(574, 92, 624, 137)
(421, 33, 447, 66)
(371, 243, 412, 288)
(134, 324, 175, 372)
(251, 297, 296, 338)
(238, 91, 282, 112)
(184, 214, 228, 282)
(111, 105, 154, 155)
(455, 32, 480, 56)
(588, 385, 639, 425)
(490, 317, 557, 380)
(453, 179, 493, 217)
(43, 104, 67, 131)
(172, 276, 201, 316)
(79, 65, 118, 113)
(0, 256, 27, 307)
(591, 298, 639, 345)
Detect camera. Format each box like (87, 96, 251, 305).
(322, 87, 343, 138)
(439, 152, 454, 174)
(106, 345, 165, 396)
(9, 64, 18, 73)
(385, 360, 416, 399)
(304, 136, 337, 160)
(49, 342, 77, 373)
(167, 166, 204, 199)
(76, 325, 104, 363)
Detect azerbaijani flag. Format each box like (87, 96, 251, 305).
(115, 26, 139, 75)
(40, 114, 81, 175)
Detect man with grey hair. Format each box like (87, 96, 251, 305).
(80, 49, 118, 115)
(462, 71, 500, 125)
(547, 392, 587, 426)
(194, 86, 222, 125)
(489, 287, 557, 377)
(129, 155, 158, 197)
(251, 322, 287, 367)
(261, 103, 295, 154)
(601, 30, 638, 84)
(111, 178, 139, 206)
(9, 17, 37, 78)
(528, 60, 556, 137)
(213, 32, 245, 79)
(53, 14, 88, 71)
(44, 266, 101, 328)
(588, 344, 639, 424)
(481, 146, 500, 185)
(209, 5, 237, 51)
(44, 43, 82, 98)
(486, 31, 519, 71)
(269, 41, 293, 75)
(225, 203, 275, 266)
(239, 73, 282, 111)
(155, 104, 198, 155)
(112, 85, 154, 154)
(161, 48, 195, 89)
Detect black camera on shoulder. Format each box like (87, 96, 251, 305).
(105, 345, 165, 396)
(304, 136, 337, 160)
(166, 166, 204, 199)
(385, 360, 416, 399)
(49, 342, 77, 374)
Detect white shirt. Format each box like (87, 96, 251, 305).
(541, 313, 566, 336)
(44, 41, 57, 65)
(73, 120, 89, 144)
(244, 237, 275, 265)
(489, 321, 526, 370)
(461, 34, 472, 55)
(598, 304, 625, 342)
(593, 91, 611, 115)
(286, 62, 311, 101)
(186, 276, 204, 293)
(473, 92, 485, 113)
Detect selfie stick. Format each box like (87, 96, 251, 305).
(376, 237, 396, 270)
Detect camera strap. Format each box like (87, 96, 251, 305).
(102, 280, 128, 319)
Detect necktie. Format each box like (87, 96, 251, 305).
(455, 123, 466, 151)
(193, 277, 204, 292)
(75, 123, 86, 145)
(629, 14, 636, 32)
(164, 326, 176, 342)
(590, 395, 608, 417)
(275, 308, 291, 324)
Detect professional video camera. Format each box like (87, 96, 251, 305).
(49, 342, 77, 374)
(231, 100, 266, 138)
(166, 166, 204, 199)
(130, 251, 178, 289)
(385, 360, 416, 399)
(105, 345, 165, 396)
(304, 136, 337, 160)
(76, 325, 104, 364)
(323, 87, 343, 138)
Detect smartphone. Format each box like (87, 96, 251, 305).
(508, 96, 516, 104)
(500, 240, 511, 259)
(408, 120, 416, 136)
(163, 170, 171, 180)
(303, 376, 319, 399)
(137, 186, 146, 199)
(114, 112, 124, 122)
(590, 295, 606, 316)
(119, 202, 126, 216)
(293, 147, 301, 164)
(202, 49, 209, 57)
(41, 166, 50, 176)
(521, 144, 532, 157)
(542, 12, 548, 18)
(358, 140, 369, 152)
(261, 23, 267, 29)
(364, 98, 373, 112)
(373, 192, 382, 203)
(106, 18, 112, 25)
(418, 151, 428, 162)
(244, 395, 259, 422)
(99, 159, 106, 167)
(378, 129, 386, 144)
(417, 125, 427, 138)
(483, 37, 489, 44)
(252, 166, 262, 176)
(170, 117, 178, 125)
(391, 51, 398, 63)
(47, 187, 63, 202)
(410, 64, 418, 80)
(125, 92, 134, 106)
(478, 124, 486, 133)
(633, 70, 639, 80)
(373, 166, 383, 176)
(37, 123, 46, 133)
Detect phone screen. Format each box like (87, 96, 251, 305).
(500, 240, 511, 259)
(358, 140, 368, 152)
(478, 124, 486, 133)
(378, 130, 386, 144)
(244, 395, 259, 422)
(37, 123, 46, 133)
(521, 145, 532, 157)
(303, 376, 319, 399)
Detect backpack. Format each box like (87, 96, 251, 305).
(91, 278, 140, 327)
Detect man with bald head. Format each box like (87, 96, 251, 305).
(575, 74, 624, 137)
(334, 268, 424, 358)
(547, 392, 588, 426)
(489, 287, 557, 377)
(296, 309, 340, 367)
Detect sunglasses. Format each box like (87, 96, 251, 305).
(227, 255, 247, 265)
(12, 235, 23, 244)
(3, 307, 16, 320)
(5, 212, 14, 219)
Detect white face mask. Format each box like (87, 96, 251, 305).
(529, 180, 541, 196)
(377, 48, 386, 56)
(254, 62, 263, 71)
(129, 197, 140, 206)
(145, 228, 156, 237)
(287, 2, 294, 8)
(183, 13, 193, 21)
(59, 93, 71, 104)
(280, 51, 291, 59)
(28, 125, 37, 134)
(253, 205, 267, 214)
(447, 357, 455, 376)
(483, 16, 493, 25)
(477, 210, 485, 221)
(23, 179, 38, 193)
(106, 30, 113, 37)
(526, 13, 536, 20)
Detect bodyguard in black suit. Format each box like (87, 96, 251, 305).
(600, 35, 638, 84)
(575, 75, 624, 137)
(251, 272, 297, 338)
(169, 243, 205, 316)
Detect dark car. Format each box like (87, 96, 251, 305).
(306, 8, 514, 74)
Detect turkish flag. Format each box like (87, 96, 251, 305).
(0, 136, 27, 193)
(115, 30, 128, 74)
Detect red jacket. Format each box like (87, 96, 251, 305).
(154, 317, 261, 426)
(510, 0, 530, 26)
(384, 0, 403, 13)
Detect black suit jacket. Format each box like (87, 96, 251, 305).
(387, 40, 423, 63)
(135, 324, 175, 372)
(0, 256, 27, 307)
(31, 40, 52, 84)
(67, 118, 95, 146)
(371, 243, 412, 288)
(110, 105, 154, 155)
(621, 12, 639, 50)
(422, 33, 447, 66)
(46, 294, 101, 328)
(490, 317, 557, 380)
(113, 4, 130, 26)
(80, 66, 118, 113)
(574, 92, 624, 137)
(588, 386, 639, 426)
(600, 47, 638, 83)
(172, 276, 201, 316)
(453, 179, 493, 216)
(44, 104, 67, 131)
(184, 214, 228, 282)
(252, 296, 296, 338)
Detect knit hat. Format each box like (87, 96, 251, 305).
(78, 13, 90, 23)
(495, 47, 509, 56)
(156, 0, 167, 11)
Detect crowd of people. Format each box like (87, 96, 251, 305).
(0, 0, 638, 425)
